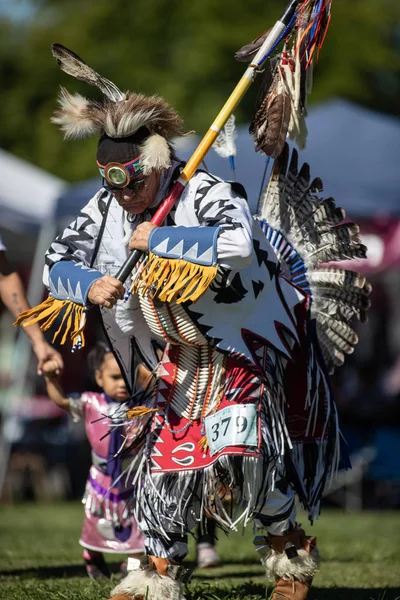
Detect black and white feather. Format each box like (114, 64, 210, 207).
(212, 115, 237, 159)
(257, 144, 371, 373)
(52, 43, 126, 102)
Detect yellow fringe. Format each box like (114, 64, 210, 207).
(198, 435, 209, 453)
(132, 253, 218, 304)
(126, 406, 158, 419)
(14, 296, 87, 349)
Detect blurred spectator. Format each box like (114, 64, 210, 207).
(0, 232, 63, 375)
(1, 368, 83, 502)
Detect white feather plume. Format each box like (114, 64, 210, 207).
(51, 88, 102, 139)
(141, 133, 171, 174)
(213, 115, 237, 158)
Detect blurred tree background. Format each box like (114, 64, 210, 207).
(0, 0, 399, 182)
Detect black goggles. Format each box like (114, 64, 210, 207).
(102, 174, 147, 193)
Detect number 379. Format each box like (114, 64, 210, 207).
(211, 415, 248, 442)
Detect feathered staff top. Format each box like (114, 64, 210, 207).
(235, 0, 333, 159)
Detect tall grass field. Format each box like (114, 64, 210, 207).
(0, 503, 399, 600)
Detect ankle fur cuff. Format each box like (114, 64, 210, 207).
(111, 569, 186, 600)
(261, 546, 320, 583)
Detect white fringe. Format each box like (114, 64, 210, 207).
(114, 344, 338, 531)
(261, 546, 320, 583)
(111, 569, 186, 600)
(128, 453, 277, 536)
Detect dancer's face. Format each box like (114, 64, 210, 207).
(112, 170, 161, 214)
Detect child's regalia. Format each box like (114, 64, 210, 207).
(17, 3, 370, 599)
(69, 391, 144, 556)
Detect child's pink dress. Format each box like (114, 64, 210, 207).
(70, 392, 144, 554)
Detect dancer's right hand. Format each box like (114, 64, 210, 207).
(87, 276, 125, 309)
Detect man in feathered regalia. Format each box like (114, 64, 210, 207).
(17, 5, 370, 599)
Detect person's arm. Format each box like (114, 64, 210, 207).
(43, 191, 124, 310)
(193, 178, 254, 270)
(129, 177, 254, 271)
(0, 251, 64, 375)
(42, 360, 70, 411)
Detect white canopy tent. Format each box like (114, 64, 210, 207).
(0, 149, 66, 494)
(0, 147, 66, 232)
(0, 146, 67, 306)
(0, 146, 66, 271)
(0, 146, 66, 328)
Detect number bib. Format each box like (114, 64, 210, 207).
(204, 404, 258, 456)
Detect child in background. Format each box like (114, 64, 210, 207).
(197, 518, 220, 568)
(42, 342, 146, 579)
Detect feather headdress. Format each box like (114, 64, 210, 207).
(51, 44, 185, 173)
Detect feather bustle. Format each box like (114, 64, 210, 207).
(309, 268, 366, 289)
(258, 143, 371, 372)
(317, 316, 359, 346)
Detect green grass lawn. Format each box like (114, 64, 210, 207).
(0, 502, 399, 600)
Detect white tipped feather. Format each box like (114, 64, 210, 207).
(213, 115, 237, 158)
